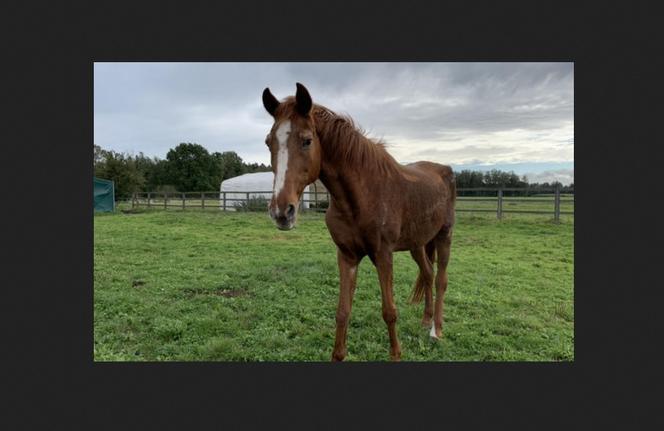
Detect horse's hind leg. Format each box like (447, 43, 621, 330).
(409, 244, 435, 327)
(431, 227, 453, 339)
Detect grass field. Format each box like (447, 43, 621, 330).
(94, 209, 574, 361)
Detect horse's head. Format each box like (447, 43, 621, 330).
(262, 83, 322, 230)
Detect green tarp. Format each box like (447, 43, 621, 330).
(94, 177, 115, 212)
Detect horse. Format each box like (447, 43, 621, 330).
(262, 83, 456, 361)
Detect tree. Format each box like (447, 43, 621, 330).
(454, 170, 486, 188)
(145, 159, 170, 191)
(94, 144, 108, 169)
(244, 162, 271, 174)
(216, 151, 245, 181)
(164, 143, 222, 191)
(95, 150, 145, 199)
(94, 143, 273, 194)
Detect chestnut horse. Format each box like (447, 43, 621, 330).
(262, 83, 456, 361)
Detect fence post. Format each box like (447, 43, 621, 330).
(147, 192, 151, 208)
(497, 189, 503, 220)
(246, 192, 250, 210)
(164, 192, 167, 209)
(223, 192, 226, 211)
(554, 183, 561, 223)
(314, 184, 318, 210)
(182, 193, 185, 210)
(131, 192, 136, 209)
(201, 192, 205, 210)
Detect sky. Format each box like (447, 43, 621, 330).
(94, 62, 574, 184)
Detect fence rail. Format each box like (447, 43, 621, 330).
(131, 185, 573, 221)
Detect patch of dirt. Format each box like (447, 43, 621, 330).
(182, 286, 249, 298)
(132, 279, 146, 288)
(216, 288, 247, 298)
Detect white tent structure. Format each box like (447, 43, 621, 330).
(219, 172, 311, 210)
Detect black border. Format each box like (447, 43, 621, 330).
(6, 1, 660, 429)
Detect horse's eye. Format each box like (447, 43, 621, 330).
(302, 138, 312, 148)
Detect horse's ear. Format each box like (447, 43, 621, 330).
(262, 88, 280, 117)
(295, 82, 312, 116)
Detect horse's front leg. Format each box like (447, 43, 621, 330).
(331, 249, 359, 362)
(374, 251, 401, 361)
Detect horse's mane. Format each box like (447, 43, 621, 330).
(275, 97, 400, 176)
(312, 104, 400, 176)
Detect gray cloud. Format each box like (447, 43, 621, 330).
(94, 62, 573, 175)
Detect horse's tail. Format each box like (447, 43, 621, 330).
(409, 241, 437, 304)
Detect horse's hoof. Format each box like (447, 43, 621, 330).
(331, 350, 346, 361)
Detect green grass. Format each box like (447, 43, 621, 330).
(94, 209, 574, 361)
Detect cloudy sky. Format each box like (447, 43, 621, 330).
(94, 62, 574, 184)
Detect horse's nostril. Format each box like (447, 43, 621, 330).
(286, 204, 295, 218)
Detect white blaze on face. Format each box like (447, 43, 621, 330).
(273, 121, 292, 211)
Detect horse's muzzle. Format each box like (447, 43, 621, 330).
(269, 203, 296, 230)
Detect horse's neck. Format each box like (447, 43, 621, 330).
(317, 134, 377, 217)
(318, 161, 367, 218)
(313, 111, 403, 216)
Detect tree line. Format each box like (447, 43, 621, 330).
(94, 143, 271, 199)
(94, 143, 573, 199)
(453, 169, 574, 192)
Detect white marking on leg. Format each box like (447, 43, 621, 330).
(429, 321, 438, 338)
(273, 121, 291, 202)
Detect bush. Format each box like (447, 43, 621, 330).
(309, 200, 329, 210)
(155, 184, 178, 194)
(237, 196, 270, 212)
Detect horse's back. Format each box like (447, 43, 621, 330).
(402, 161, 456, 202)
(404, 161, 454, 185)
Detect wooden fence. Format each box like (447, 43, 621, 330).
(131, 185, 573, 221)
